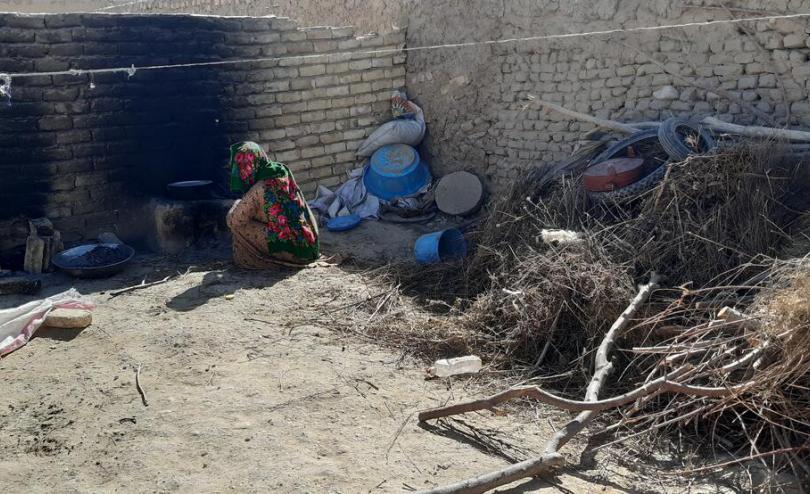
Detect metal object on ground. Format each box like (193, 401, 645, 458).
(363, 144, 431, 201)
(414, 228, 467, 264)
(583, 158, 644, 192)
(52, 243, 135, 279)
(166, 180, 214, 201)
(435, 171, 484, 216)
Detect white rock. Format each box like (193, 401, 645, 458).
(653, 85, 679, 100)
(44, 308, 92, 329)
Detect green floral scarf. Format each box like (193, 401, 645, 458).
(229, 142, 320, 262)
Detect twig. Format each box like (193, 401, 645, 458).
(671, 446, 810, 475)
(110, 266, 192, 297)
(386, 411, 416, 460)
(111, 275, 172, 297)
(266, 388, 339, 412)
(135, 364, 149, 407)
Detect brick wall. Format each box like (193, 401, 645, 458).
(115, 0, 413, 34)
(0, 1, 119, 13)
(0, 13, 406, 250)
(406, 0, 810, 189)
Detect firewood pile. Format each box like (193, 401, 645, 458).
(358, 105, 810, 492)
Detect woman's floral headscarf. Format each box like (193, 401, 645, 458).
(229, 141, 285, 193)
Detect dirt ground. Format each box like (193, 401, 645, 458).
(1, 232, 740, 493)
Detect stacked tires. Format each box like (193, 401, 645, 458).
(586, 118, 715, 203)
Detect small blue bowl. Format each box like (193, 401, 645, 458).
(326, 214, 362, 232)
(414, 229, 467, 264)
(364, 144, 431, 201)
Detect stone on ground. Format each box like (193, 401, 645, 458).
(44, 308, 93, 329)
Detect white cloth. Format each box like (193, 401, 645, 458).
(311, 167, 381, 220)
(0, 289, 95, 357)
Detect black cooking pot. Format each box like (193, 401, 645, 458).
(166, 180, 214, 200)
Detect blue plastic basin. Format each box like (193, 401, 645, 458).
(414, 229, 467, 264)
(364, 144, 431, 201)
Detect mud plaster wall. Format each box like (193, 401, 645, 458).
(0, 13, 406, 250)
(406, 0, 810, 189)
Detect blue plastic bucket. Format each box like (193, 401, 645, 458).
(364, 144, 431, 201)
(414, 228, 467, 264)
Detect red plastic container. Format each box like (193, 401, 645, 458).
(583, 158, 645, 192)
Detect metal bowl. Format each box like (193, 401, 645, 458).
(167, 180, 214, 200)
(52, 243, 135, 279)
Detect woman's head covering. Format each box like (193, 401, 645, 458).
(229, 141, 287, 193)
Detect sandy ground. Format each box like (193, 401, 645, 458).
(0, 236, 737, 494)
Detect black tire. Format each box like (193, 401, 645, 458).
(590, 129, 661, 164)
(657, 117, 716, 161)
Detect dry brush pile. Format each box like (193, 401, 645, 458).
(361, 142, 810, 492)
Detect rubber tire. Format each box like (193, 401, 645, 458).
(586, 129, 666, 204)
(657, 117, 716, 161)
(589, 128, 661, 164)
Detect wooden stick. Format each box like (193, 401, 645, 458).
(110, 275, 172, 297)
(418, 367, 752, 421)
(135, 364, 149, 407)
(673, 446, 810, 475)
(528, 96, 642, 134)
(110, 267, 193, 297)
(416, 453, 565, 494)
(528, 96, 810, 143)
(703, 116, 810, 141)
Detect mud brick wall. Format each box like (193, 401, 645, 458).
(406, 0, 810, 189)
(0, 1, 120, 13)
(0, 13, 406, 249)
(114, 0, 413, 34)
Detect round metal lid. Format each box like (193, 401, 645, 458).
(435, 171, 484, 216)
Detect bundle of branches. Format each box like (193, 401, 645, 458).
(609, 257, 810, 484)
(512, 142, 810, 287)
(617, 144, 810, 286)
(456, 238, 634, 370)
(381, 171, 635, 371)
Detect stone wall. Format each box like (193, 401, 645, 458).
(0, 12, 406, 250)
(406, 0, 810, 188)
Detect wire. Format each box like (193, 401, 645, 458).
(3, 11, 810, 82)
